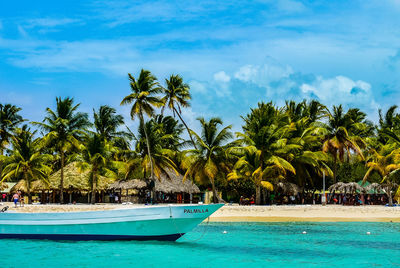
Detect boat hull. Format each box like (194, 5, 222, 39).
(0, 204, 223, 241)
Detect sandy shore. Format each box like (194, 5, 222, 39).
(209, 204, 400, 222)
(1, 203, 400, 222)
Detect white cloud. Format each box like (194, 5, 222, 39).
(213, 71, 230, 83)
(299, 75, 377, 110)
(234, 62, 293, 86)
(189, 80, 207, 93)
(24, 18, 81, 28)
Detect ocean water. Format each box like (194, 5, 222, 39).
(1, 222, 399, 267)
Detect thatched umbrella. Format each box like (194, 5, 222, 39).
(276, 182, 301, 195)
(329, 182, 365, 194)
(0, 181, 7, 191)
(365, 183, 383, 194)
(343, 182, 365, 194)
(328, 182, 346, 193)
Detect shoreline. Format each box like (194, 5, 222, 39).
(2, 203, 400, 222)
(208, 204, 400, 222)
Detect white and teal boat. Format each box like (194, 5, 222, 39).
(0, 204, 223, 241)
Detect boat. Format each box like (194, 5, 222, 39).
(0, 203, 223, 241)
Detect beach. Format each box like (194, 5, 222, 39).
(2, 203, 400, 222)
(209, 204, 400, 222)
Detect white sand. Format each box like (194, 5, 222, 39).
(1, 203, 400, 222)
(209, 204, 400, 222)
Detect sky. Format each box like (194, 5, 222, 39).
(1, 0, 400, 133)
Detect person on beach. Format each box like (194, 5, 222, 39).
(19, 193, 24, 207)
(13, 192, 19, 207)
(1, 193, 6, 202)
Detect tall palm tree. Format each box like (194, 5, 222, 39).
(0, 104, 24, 179)
(323, 105, 364, 182)
(182, 117, 233, 203)
(76, 133, 117, 204)
(160, 74, 196, 148)
(93, 105, 131, 150)
(34, 97, 90, 203)
(1, 125, 52, 204)
(228, 145, 290, 200)
(120, 69, 163, 200)
(237, 102, 297, 204)
(126, 119, 179, 182)
(363, 143, 400, 206)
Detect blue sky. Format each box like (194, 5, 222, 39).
(1, 0, 400, 133)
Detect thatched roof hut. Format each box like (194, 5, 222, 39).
(109, 179, 147, 190)
(155, 170, 200, 194)
(11, 162, 115, 193)
(0, 181, 6, 191)
(276, 182, 301, 195)
(108, 169, 200, 194)
(47, 162, 114, 192)
(328, 182, 365, 194)
(10, 180, 28, 193)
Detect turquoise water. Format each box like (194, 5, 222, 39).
(1, 222, 399, 267)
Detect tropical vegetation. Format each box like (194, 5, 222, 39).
(1, 69, 400, 205)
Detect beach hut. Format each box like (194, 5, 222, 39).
(47, 162, 114, 203)
(108, 169, 201, 204)
(154, 170, 200, 203)
(109, 179, 147, 203)
(0, 181, 7, 191)
(276, 182, 301, 195)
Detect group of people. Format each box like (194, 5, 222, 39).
(12, 191, 24, 207)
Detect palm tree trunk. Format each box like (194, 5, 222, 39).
(140, 113, 155, 203)
(333, 156, 337, 183)
(60, 150, 65, 204)
(91, 170, 97, 204)
(211, 177, 218, 203)
(256, 185, 261, 205)
(25, 172, 32, 204)
(174, 107, 197, 149)
(0, 148, 3, 181)
(387, 185, 393, 206)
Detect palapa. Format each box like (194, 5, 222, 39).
(0, 181, 6, 191)
(109, 169, 200, 194)
(154, 169, 200, 194)
(276, 181, 301, 195)
(329, 182, 365, 194)
(109, 179, 147, 190)
(11, 162, 114, 193)
(47, 162, 113, 192)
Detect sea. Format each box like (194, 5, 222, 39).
(1, 222, 399, 267)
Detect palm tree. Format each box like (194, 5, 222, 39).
(34, 97, 90, 203)
(323, 105, 364, 182)
(76, 133, 117, 204)
(1, 125, 52, 204)
(182, 117, 233, 203)
(237, 102, 297, 204)
(120, 69, 163, 200)
(0, 104, 24, 179)
(228, 145, 288, 200)
(363, 143, 400, 206)
(126, 119, 179, 182)
(93, 105, 131, 150)
(160, 74, 197, 148)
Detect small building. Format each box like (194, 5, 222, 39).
(109, 169, 200, 204)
